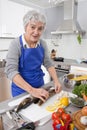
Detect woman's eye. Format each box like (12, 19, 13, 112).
(31, 26, 35, 29)
(38, 27, 44, 31)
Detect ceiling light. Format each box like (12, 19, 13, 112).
(49, 0, 68, 5)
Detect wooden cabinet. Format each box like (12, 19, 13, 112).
(0, 0, 31, 38)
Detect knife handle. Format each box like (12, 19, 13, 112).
(22, 101, 33, 109)
(16, 122, 35, 130)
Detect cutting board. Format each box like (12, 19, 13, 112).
(8, 91, 75, 126)
(72, 110, 87, 130)
(19, 94, 59, 125)
(8, 93, 58, 125)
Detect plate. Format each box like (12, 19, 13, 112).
(70, 97, 85, 108)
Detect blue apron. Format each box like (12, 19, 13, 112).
(12, 35, 45, 97)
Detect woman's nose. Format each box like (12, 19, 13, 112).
(34, 28, 39, 34)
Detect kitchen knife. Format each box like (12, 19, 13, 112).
(16, 121, 39, 130)
(10, 110, 51, 130)
(9, 110, 39, 130)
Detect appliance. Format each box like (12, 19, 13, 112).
(51, 0, 85, 35)
(55, 63, 70, 77)
(53, 57, 64, 62)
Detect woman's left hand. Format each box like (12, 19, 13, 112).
(54, 81, 62, 93)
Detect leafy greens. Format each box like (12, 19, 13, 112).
(72, 84, 87, 97)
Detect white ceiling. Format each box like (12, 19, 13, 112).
(10, 0, 87, 9)
(10, 0, 64, 9)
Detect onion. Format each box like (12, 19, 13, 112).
(81, 106, 87, 116)
(80, 116, 87, 125)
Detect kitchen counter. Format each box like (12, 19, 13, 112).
(54, 58, 87, 68)
(0, 78, 81, 130)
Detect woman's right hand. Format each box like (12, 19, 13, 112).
(30, 87, 49, 102)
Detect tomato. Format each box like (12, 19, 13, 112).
(57, 108, 65, 115)
(52, 112, 59, 120)
(61, 113, 71, 123)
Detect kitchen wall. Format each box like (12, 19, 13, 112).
(45, 36, 87, 60)
(0, 38, 13, 59)
(44, 0, 87, 60)
(0, 0, 87, 60)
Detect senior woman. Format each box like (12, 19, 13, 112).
(5, 10, 62, 102)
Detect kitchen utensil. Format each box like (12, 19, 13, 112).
(10, 110, 50, 130)
(7, 110, 39, 130)
(16, 121, 39, 130)
(2, 112, 17, 130)
(63, 74, 75, 88)
(70, 97, 87, 108)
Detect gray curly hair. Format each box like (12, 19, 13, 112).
(23, 10, 46, 29)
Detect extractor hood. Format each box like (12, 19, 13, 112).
(51, 0, 85, 35)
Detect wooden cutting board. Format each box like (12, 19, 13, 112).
(72, 110, 87, 130)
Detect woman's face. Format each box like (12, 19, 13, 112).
(25, 20, 44, 44)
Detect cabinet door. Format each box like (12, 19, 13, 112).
(1, 0, 32, 38)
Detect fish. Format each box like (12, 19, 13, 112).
(16, 97, 39, 112)
(38, 87, 56, 106)
(16, 86, 55, 112)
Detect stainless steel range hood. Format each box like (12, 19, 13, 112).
(51, 0, 85, 35)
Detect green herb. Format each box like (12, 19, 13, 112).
(77, 34, 81, 44)
(72, 84, 87, 97)
(70, 97, 84, 107)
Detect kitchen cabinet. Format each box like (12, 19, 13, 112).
(0, 0, 31, 38)
(0, 68, 11, 102)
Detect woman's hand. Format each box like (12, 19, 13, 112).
(54, 81, 62, 93)
(30, 87, 49, 102)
